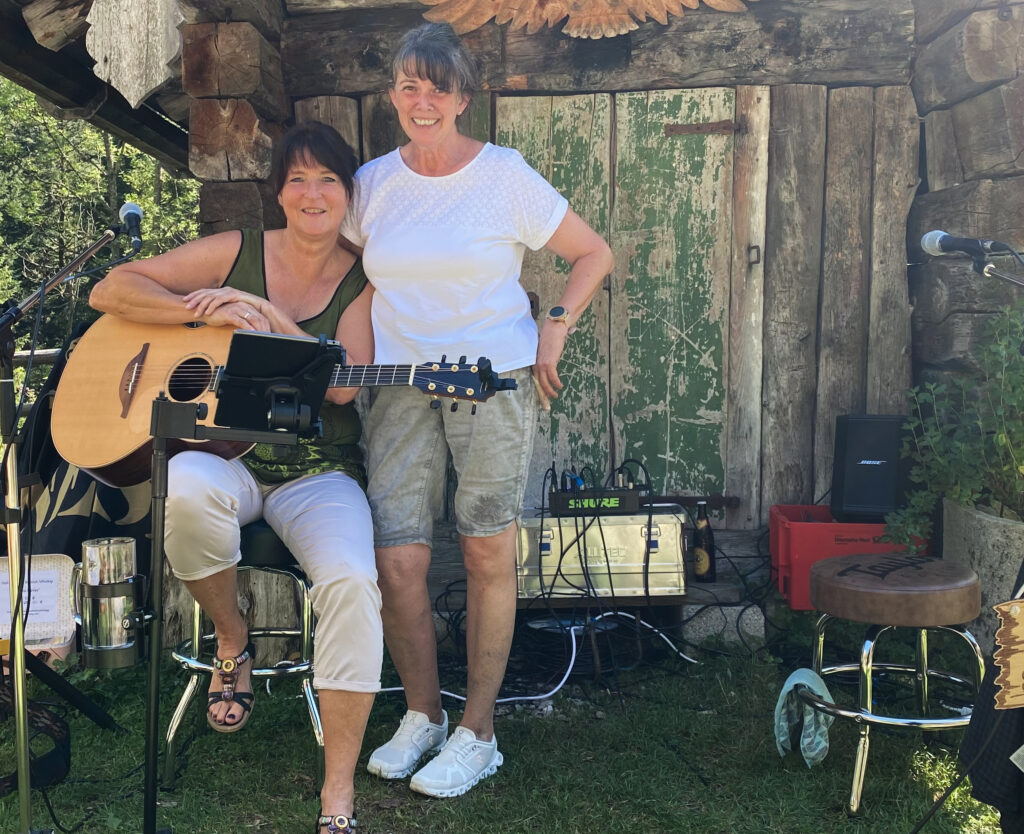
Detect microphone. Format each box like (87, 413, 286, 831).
(119, 202, 143, 253)
(920, 230, 995, 258)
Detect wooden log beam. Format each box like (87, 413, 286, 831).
(294, 95, 360, 156)
(282, 1, 914, 97)
(908, 175, 1024, 260)
(178, 0, 284, 43)
(761, 84, 826, 509)
(814, 86, 874, 501)
(925, 109, 964, 192)
(866, 85, 917, 414)
(0, 1, 188, 170)
(199, 180, 285, 235)
(189, 98, 282, 181)
(182, 22, 291, 122)
(909, 258, 1016, 374)
(913, 6, 1024, 114)
(21, 0, 91, 51)
(913, 0, 992, 44)
(284, 0, 421, 12)
(951, 76, 1024, 180)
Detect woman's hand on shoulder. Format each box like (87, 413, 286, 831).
(183, 287, 271, 331)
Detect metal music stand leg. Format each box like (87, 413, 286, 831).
(142, 431, 171, 834)
(3, 342, 54, 834)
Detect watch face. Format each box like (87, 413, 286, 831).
(548, 305, 567, 320)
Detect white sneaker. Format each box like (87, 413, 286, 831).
(409, 726, 503, 797)
(367, 710, 448, 779)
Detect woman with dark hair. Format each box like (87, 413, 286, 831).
(91, 121, 378, 834)
(341, 22, 614, 797)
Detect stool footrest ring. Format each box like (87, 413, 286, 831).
(795, 685, 972, 730)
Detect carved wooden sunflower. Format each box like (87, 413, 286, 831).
(419, 0, 759, 39)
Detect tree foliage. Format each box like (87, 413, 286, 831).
(0, 77, 199, 354)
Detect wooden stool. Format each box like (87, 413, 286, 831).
(798, 553, 985, 814)
(162, 520, 323, 788)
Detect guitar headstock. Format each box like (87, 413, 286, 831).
(413, 355, 518, 411)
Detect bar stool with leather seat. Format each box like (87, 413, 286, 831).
(797, 552, 986, 815)
(162, 519, 323, 787)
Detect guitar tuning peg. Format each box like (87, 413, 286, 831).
(471, 404, 477, 416)
(458, 355, 467, 364)
(430, 399, 441, 410)
(450, 401, 459, 412)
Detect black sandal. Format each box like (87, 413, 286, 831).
(316, 813, 357, 833)
(207, 641, 255, 733)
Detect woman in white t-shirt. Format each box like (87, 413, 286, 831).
(341, 22, 613, 800)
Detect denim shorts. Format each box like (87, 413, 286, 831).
(365, 367, 538, 547)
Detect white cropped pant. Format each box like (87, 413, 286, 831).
(164, 451, 382, 693)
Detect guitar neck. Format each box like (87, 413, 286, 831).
(328, 363, 420, 389)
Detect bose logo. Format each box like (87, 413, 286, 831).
(857, 459, 887, 465)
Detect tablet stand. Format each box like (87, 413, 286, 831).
(141, 331, 340, 834)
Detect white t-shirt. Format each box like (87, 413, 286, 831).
(341, 143, 569, 372)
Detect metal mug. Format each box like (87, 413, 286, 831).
(71, 537, 142, 668)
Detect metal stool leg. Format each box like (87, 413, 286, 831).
(849, 624, 887, 815)
(163, 671, 202, 788)
(916, 628, 930, 716)
(164, 598, 206, 788)
(812, 613, 831, 674)
(953, 625, 986, 691)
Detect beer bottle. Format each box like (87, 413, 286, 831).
(692, 500, 717, 583)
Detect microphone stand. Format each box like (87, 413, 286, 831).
(976, 259, 1024, 288)
(3, 226, 119, 834)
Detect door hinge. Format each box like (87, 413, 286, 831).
(664, 120, 742, 137)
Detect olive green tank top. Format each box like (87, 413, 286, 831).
(225, 229, 368, 488)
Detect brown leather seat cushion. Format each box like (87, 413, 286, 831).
(809, 553, 981, 627)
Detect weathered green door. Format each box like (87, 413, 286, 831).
(499, 89, 737, 507)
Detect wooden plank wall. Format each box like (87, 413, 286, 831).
(762, 84, 918, 510)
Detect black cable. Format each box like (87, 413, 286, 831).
(907, 710, 1006, 834)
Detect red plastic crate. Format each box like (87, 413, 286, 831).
(769, 504, 915, 611)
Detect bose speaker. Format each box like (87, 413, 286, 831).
(830, 414, 909, 523)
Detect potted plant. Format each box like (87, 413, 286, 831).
(887, 296, 1024, 652)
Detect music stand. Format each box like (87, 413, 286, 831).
(141, 330, 341, 834)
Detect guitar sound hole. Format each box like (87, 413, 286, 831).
(168, 357, 212, 402)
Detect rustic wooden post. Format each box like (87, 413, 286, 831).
(866, 85, 918, 414)
(725, 86, 769, 529)
(813, 86, 874, 500)
(761, 84, 827, 510)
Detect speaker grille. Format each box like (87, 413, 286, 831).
(830, 415, 908, 523)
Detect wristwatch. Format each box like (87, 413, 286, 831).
(546, 305, 577, 335)
(547, 305, 570, 323)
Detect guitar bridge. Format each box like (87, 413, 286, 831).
(119, 343, 149, 419)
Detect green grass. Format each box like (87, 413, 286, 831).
(1, 623, 1003, 834)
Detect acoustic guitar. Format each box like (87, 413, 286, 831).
(51, 314, 512, 488)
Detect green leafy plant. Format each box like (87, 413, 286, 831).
(887, 298, 1024, 545)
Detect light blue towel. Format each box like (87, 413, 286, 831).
(774, 668, 835, 768)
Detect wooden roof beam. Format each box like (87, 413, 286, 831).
(0, 2, 188, 171)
